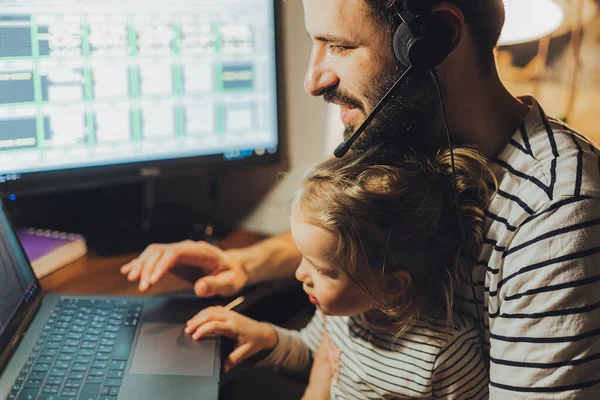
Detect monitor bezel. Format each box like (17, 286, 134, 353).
(0, 0, 284, 198)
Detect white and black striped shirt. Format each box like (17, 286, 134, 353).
(262, 310, 488, 399)
(457, 96, 600, 398)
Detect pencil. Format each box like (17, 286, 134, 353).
(224, 296, 245, 311)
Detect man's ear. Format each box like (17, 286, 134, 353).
(431, 2, 466, 58)
(384, 270, 412, 297)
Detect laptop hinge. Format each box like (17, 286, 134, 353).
(0, 291, 44, 374)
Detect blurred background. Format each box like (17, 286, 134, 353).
(497, 0, 600, 139)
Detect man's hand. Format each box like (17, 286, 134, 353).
(185, 306, 278, 372)
(120, 240, 248, 297)
(302, 338, 332, 400)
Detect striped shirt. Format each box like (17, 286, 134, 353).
(456, 96, 600, 398)
(261, 310, 488, 399)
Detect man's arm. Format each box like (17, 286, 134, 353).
(489, 196, 600, 399)
(431, 321, 489, 399)
(121, 231, 301, 297)
(227, 231, 301, 286)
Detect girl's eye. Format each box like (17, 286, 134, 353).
(316, 267, 334, 278)
(311, 264, 325, 275)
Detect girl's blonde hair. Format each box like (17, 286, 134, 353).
(294, 143, 496, 334)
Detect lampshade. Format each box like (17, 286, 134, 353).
(498, 0, 565, 46)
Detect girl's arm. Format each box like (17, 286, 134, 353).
(258, 310, 325, 377)
(185, 306, 325, 375)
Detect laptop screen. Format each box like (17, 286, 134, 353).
(0, 200, 41, 354)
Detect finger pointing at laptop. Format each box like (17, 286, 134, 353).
(120, 232, 302, 298)
(120, 239, 250, 297)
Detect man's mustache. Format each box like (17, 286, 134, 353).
(322, 86, 364, 112)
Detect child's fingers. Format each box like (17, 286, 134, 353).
(192, 321, 236, 340)
(185, 307, 228, 330)
(190, 306, 227, 322)
(224, 342, 253, 372)
(185, 312, 228, 334)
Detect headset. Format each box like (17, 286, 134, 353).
(333, 5, 453, 158)
(333, 3, 490, 374)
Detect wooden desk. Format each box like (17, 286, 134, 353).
(40, 231, 267, 295)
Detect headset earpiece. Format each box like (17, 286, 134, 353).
(393, 11, 454, 70)
(392, 22, 413, 67)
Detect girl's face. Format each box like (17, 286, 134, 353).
(291, 206, 373, 316)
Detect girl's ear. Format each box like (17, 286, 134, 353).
(384, 270, 412, 297)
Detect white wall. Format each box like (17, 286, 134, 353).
(240, 0, 331, 235)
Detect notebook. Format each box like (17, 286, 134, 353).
(17, 228, 88, 278)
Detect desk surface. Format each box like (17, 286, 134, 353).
(40, 231, 267, 295)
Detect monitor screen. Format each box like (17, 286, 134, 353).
(0, 0, 280, 195)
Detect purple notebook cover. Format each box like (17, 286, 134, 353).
(17, 230, 80, 261)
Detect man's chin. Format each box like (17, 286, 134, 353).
(341, 127, 374, 152)
(343, 125, 357, 141)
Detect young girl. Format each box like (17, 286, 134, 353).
(185, 144, 494, 399)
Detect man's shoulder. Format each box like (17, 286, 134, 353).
(494, 113, 600, 213)
(529, 117, 600, 197)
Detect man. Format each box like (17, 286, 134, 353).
(121, 0, 600, 398)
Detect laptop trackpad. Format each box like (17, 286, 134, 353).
(129, 323, 216, 376)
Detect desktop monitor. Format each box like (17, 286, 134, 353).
(0, 0, 281, 197)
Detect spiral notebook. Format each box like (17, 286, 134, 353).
(17, 228, 88, 278)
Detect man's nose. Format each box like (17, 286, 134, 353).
(304, 49, 339, 97)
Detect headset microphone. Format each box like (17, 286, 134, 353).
(334, 65, 413, 159)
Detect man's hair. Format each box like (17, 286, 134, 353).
(364, 0, 505, 71)
(294, 143, 496, 334)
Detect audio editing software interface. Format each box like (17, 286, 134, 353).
(0, 0, 278, 178)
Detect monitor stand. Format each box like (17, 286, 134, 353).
(85, 176, 226, 256)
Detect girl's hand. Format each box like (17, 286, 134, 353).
(185, 306, 278, 372)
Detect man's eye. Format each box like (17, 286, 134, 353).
(329, 44, 352, 54)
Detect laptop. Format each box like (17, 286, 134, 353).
(0, 200, 221, 400)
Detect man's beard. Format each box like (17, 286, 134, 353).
(324, 66, 440, 153)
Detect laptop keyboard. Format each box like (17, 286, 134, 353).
(7, 298, 143, 400)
